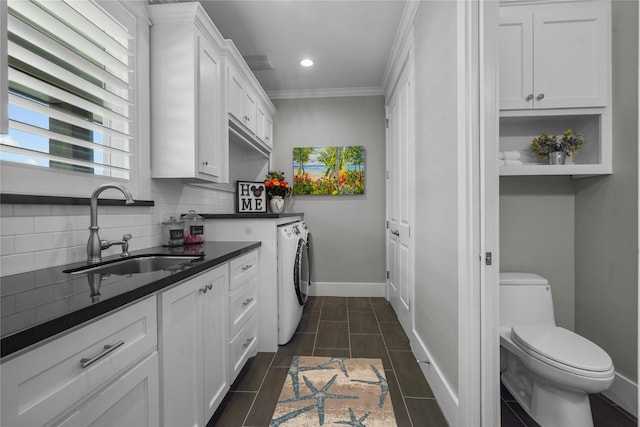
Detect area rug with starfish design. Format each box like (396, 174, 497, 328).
(271, 356, 397, 426)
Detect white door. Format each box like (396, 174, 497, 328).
(386, 52, 414, 332)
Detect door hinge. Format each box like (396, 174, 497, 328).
(385, 118, 389, 128)
(386, 221, 389, 229)
(386, 270, 390, 279)
(485, 252, 492, 266)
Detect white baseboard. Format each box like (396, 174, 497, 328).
(602, 372, 637, 417)
(308, 282, 386, 297)
(409, 328, 459, 426)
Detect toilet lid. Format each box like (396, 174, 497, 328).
(511, 325, 613, 375)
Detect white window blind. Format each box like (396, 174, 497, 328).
(2, 0, 134, 179)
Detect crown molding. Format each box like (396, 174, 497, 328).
(267, 86, 384, 100)
(382, 0, 419, 97)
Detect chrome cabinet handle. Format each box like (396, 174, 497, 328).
(242, 297, 254, 306)
(536, 93, 545, 100)
(241, 264, 253, 272)
(203, 161, 209, 166)
(80, 340, 124, 369)
(200, 284, 213, 293)
(242, 337, 254, 349)
(526, 93, 534, 101)
(391, 229, 400, 236)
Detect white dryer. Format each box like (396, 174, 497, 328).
(277, 221, 311, 344)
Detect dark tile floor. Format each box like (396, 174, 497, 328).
(208, 295, 637, 427)
(209, 296, 448, 427)
(501, 378, 637, 427)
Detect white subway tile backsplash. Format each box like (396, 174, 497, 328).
(14, 233, 55, 253)
(14, 204, 52, 217)
(1, 309, 35, 336)
(1, 187, 229, 275)
(1, 236, 15, 255)
(1, 217, 35, 236)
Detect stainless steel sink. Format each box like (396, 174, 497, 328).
(64, 254, 203, 276)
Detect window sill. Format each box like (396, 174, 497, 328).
(0, 193, 154, 206)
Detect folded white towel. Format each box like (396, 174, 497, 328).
(504, 160, 523, 166)
(498, 159, 506, 166)
(503, 151, 522, 160)
(498, 152, 505, 160)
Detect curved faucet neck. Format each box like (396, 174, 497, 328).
(90, 183, 134, 228)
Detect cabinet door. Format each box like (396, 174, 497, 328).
(228, 67, 244, 122)
(264, 115, 273, 147)
(499, 11, 534, 110)
(243, 90, 257, 134)
(257, 105, 266, 142)
(202, 266, 230, 422)
(198, 34, 223, 179)
(54, 353, 160, 427)
(533, 5, 608, 108)
(160, 278, 205, 427)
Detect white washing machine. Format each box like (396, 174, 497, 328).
(277, 221, 311, 344)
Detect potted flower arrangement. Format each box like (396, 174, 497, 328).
(264, 170, 291, 213)
(531, 129, 585, 165)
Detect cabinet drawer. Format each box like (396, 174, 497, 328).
(229, 276, 258, 339)
(1, 297, 157, 427)
(229, 250, 258, 291)
(229, 314, 258, 381)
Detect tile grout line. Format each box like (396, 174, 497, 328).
(241, 351, 277, 427)
(373, 301, 415, 427)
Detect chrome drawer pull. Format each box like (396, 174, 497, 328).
(242, 337, 254, 349)
(242, 297, 254, 306)
(241, 264, 253, 272)
(80, 340, 125, 369)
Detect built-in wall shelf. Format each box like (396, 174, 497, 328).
(499, 109, 612, 177)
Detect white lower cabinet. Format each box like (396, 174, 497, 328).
(0, 296, 159, 427)
(159, 264, 229, 427)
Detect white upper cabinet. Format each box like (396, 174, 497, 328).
(149, 3, 227, 183)
(226, 56, 274, 148)
(499, 1, 609, 110)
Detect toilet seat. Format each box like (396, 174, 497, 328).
(511, 325, 614, 379)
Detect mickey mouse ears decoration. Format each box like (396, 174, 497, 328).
(236, 181, 267, 213)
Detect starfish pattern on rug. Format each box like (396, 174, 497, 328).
(350, 364, 389, 408)
(287, 355, 333, 398)
(278, 374, 359, 425)
(318, 357, 350, 377)
(269, 404, 316, 427)
(335, 407, 371, 426)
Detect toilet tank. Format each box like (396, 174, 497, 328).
(500, 272, 556, 329)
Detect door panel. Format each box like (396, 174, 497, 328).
(386, 52, 413, 332)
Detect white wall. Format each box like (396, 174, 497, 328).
(499, 176, 576, 330)
(270, 96, 386, 287)
(412, 0, 460, 395)
(575, 0, 638, 388)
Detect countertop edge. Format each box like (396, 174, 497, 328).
(0, 241, 261, 360)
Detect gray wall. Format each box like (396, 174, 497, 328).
(413, 0, 460, 394)
(270, 96, 386, 285)
(574, 0, 638, 382)
(500, 176, 576, 330)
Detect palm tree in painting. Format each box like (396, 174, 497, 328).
(344, 146, 364, 174)
(293, 147, 314, 176)
(318, 146, 345, 177)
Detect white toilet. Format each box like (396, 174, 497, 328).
(499, 272, 615, 427)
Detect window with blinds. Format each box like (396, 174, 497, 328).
(2, 0, 134, 179)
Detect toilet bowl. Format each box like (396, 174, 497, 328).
(500, 273, 615, 427)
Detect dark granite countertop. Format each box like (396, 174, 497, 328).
(0, 241, 260, 358)
(200, 212, 303, 219)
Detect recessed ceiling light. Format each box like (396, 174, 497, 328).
(300, 58, 314, 67)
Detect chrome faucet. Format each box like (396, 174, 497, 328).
(87, 184, 135, 264)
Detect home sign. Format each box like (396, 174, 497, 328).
(236, 181, 267, 213)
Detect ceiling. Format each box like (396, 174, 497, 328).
(194, 0, 408, 99)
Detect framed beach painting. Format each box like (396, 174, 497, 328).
(292, 146, 365, 195)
